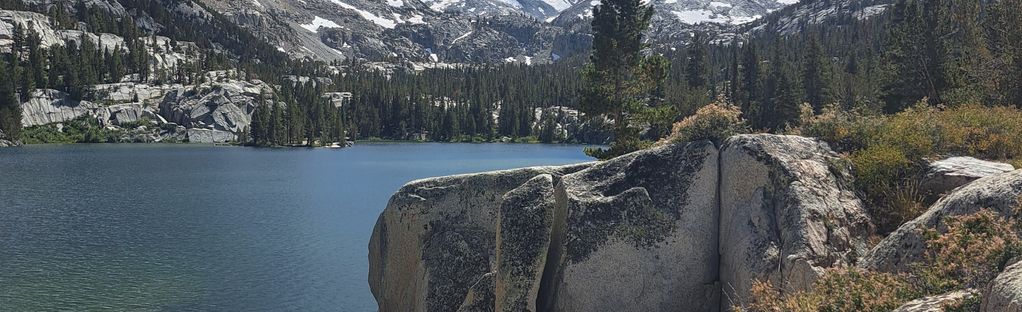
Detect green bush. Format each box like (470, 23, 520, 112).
(666, 102, 750, 145)
(795, 103, 1022, 232)
(849, 145, 921, 232)
(21, 116, 123, 144)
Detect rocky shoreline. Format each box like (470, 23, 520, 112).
(368, 134, 1022, 312)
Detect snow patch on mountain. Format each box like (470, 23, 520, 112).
(545, 0, 573, 10)
(300, 16, 342, 33)
(673, 9, 722, 24)
(404, 14, 426, 24)
(329, 0, 399, 29)
(452, 31, 473, 44)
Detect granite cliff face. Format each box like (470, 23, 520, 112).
(368, 134, 875, 311)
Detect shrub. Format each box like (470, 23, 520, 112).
(745, 208, 1022, 312)
(793, 104, 879, 153)
(21, 116, 124, 144)
(665, 102, 749, 145)
(915, 209, 1022, 294)
(795, 103, 1022, 232)
(849, 145, 921, 232)
(745, 268, 916, 312)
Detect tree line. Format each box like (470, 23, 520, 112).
(5, 0, 1021, 149)
(580, 0, 1022, 158)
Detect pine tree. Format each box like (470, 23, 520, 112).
(882, 0, 942, 111)
(803, 35, 831, 112)
(271, 101, 285, 145)
(109, 47, 124, 82)
(739, 43, 762, 128)
(27, 29, 47, 89)
(686, 32, 708, 90)
(0, 59, 22, 140)
(579, 0, 659, 158)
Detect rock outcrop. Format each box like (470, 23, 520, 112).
(88, 82, 182, 104)
(20, 89, 100, 127)
(921, 157, 1015, 201)
(369, 134, 873, 312)
(719, 135, 873, 306)
(159, 81, 270, 133)
(0, 129, 15, 147)
(17, 76, 275, 144)
(368, 164, 592, 312)
(861, 170, 1022, 273)
(542, 141, 720, 311)
(0, 10, 64, 49)
(94, 103, 165, 127)
(894, 289, 978, 312)
(982, 261, 1022, 312)
(495, 174, 558, 312)
(185, 128, 236, 143)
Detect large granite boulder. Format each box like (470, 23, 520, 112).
(185, 128, 235, 143)
(921, 157, 1015, 201)
(94, 103, 165, 126)
(159, 81, 269, 133)
(368, 164, 591, 312)
(861, 170, 1022, 273)
(494, 174, 558, 312)
(369, 134, 876, 312)
(982, 261, 1022, 312)
(20, 89, 100, 127)
(718, 134, 873, 306)
(541, 141, 720, 311)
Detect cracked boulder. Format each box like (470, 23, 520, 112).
(494, 174, 558, 312)
(369, 134, 876, 312)
(718, 134, 873, 307)
(540, 141, 720, 311)
(368, 164, 591, 312)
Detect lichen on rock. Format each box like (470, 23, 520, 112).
(368, 164, 591, 312)
(495, 174, 558, 312)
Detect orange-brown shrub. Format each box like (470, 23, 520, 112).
(744, 208, 1022, 312)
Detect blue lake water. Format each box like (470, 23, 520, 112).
(0, 143, 593, 311)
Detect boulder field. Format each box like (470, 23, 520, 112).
(368, 134, 875, 311)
